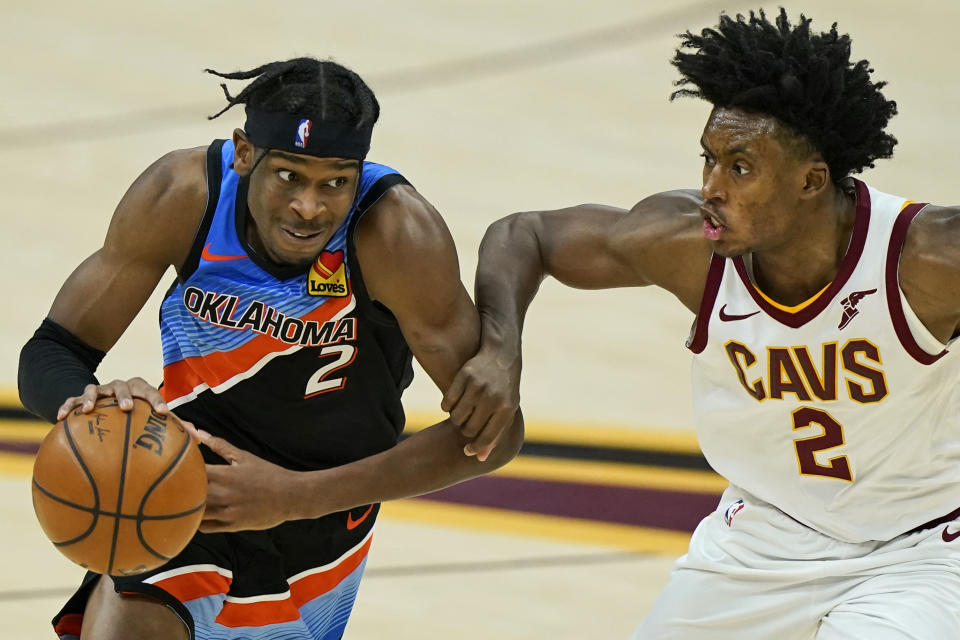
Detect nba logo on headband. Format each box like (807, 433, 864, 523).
(295, 118, 312, 148)
(244, 107, 371, 159)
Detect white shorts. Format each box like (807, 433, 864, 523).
(633, 486, 960, 639)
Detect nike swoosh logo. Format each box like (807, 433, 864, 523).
(942, 525, 960, 542)
(201, 243, 247, 262)
(719, 304, 761, 322)
(346, 504, 374, 530)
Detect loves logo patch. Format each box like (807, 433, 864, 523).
(308, 250, 349, 297)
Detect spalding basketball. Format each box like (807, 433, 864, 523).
(32, 397, 206, 576)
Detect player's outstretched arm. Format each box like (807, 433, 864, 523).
(443, 190, 710, 455)
(18, 148, 207, 422)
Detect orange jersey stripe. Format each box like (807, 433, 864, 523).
(151, 570, 232, 602)
(54, 613, 83, 637)
(210, 537, 372, 628)
(161, 295, 352, 402)
(290, 535, 372, 607)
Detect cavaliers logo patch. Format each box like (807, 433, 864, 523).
(308, 250, 349, 297)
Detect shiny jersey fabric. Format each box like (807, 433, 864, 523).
(687, 180, 960, 542)
(159, 139, 414, 471)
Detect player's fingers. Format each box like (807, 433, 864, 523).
(109, 380, 136, 411)
(459, 401, 494, 440)
(464, 409, 514, 460)
(77, 383, 103, 413)
(475, 441, 498, 462)
(447, 384, 481, 427)
(440, 371, 468, 415)
(129, 377, 169, 414)
(198, 518, 233, 534)
(200, 433, 242, 464)
(56, 395, 85, 420)
(202, 466, 231, 507)
(177, 418, 203, 443)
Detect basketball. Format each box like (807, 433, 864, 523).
(31, 397, 207, 576)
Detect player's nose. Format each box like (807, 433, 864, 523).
(290, 194, 327, 220)
(701, 167, 726, 202)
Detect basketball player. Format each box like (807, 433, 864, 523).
(18, 58, 523, 640)
(443, 10, 960, 638)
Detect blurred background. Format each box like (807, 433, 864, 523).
(1, 1, 957, 637)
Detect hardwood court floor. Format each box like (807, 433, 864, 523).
(2, 0, 960, 638)
(1, 473, 677, 639)
(0, 409, 698, 638)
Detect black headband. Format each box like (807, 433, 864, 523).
(243, 107, 372, 160)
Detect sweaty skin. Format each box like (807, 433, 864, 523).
(443, 106, 960, 445)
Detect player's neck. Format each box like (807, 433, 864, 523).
(749, 185, 857, 307)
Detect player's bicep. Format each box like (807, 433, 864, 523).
(357, 188, 481, 391)
(47, 247, 171, 352)
(526, 204, 647, 290)
(47, 148, 206, 351)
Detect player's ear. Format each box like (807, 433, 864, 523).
(232, 129, 254, 176)
(800, 160, 830, 200)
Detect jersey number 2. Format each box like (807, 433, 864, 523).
(792, 407, 853, 481)
(305, 345, 356, 398)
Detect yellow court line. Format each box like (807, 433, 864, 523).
(0, 389, 23, 407)
(0, 420, 51, 442)
(495, 456, 725, 494)
(382, 499, 694, 554)
(0, 392, 701, 453)
(404, 411, 701, 453)
(0, 446, 725, 494)
(0, 452, 34, 477)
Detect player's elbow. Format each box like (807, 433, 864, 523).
(18, 340, 46, 420)
(481, 211, 541, 248)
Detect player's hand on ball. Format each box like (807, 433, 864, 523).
(441, 344, 521, 461)
(189, 427, 298, 533)
(56, 377, 169, 421)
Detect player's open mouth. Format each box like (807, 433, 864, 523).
(700, 207, 726, 240)
(281, 228, 323, 242)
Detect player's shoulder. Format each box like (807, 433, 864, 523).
(611, 189, 712, 309)
(903, 203, 960, 266)
(144, 145, 210, 203)
(120, 145, 209, 221)
(627, 188, 704, 224)
(106, 145, 211, 267)
(353, 181, 460, 305)
(359, 182, 449, 253)
(614, 189, 707, 250)
(896, 203, 960, 340)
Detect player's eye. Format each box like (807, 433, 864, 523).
(700, 152, 715, 166)
(733, 163, 751, 176)
(325, 177, 348, 188)
(277, 169, 297, 182)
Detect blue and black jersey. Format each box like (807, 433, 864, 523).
(159, 139, 414, 471)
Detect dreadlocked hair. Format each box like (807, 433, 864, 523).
(205, 57, 379, 130)
(671, 8, 897, 180)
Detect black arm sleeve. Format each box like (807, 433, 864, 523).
(18, 318, 106, 423)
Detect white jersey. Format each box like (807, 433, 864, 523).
(688, 179, 960, 543)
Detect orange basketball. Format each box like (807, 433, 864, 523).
(31, 397, 207, 576)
